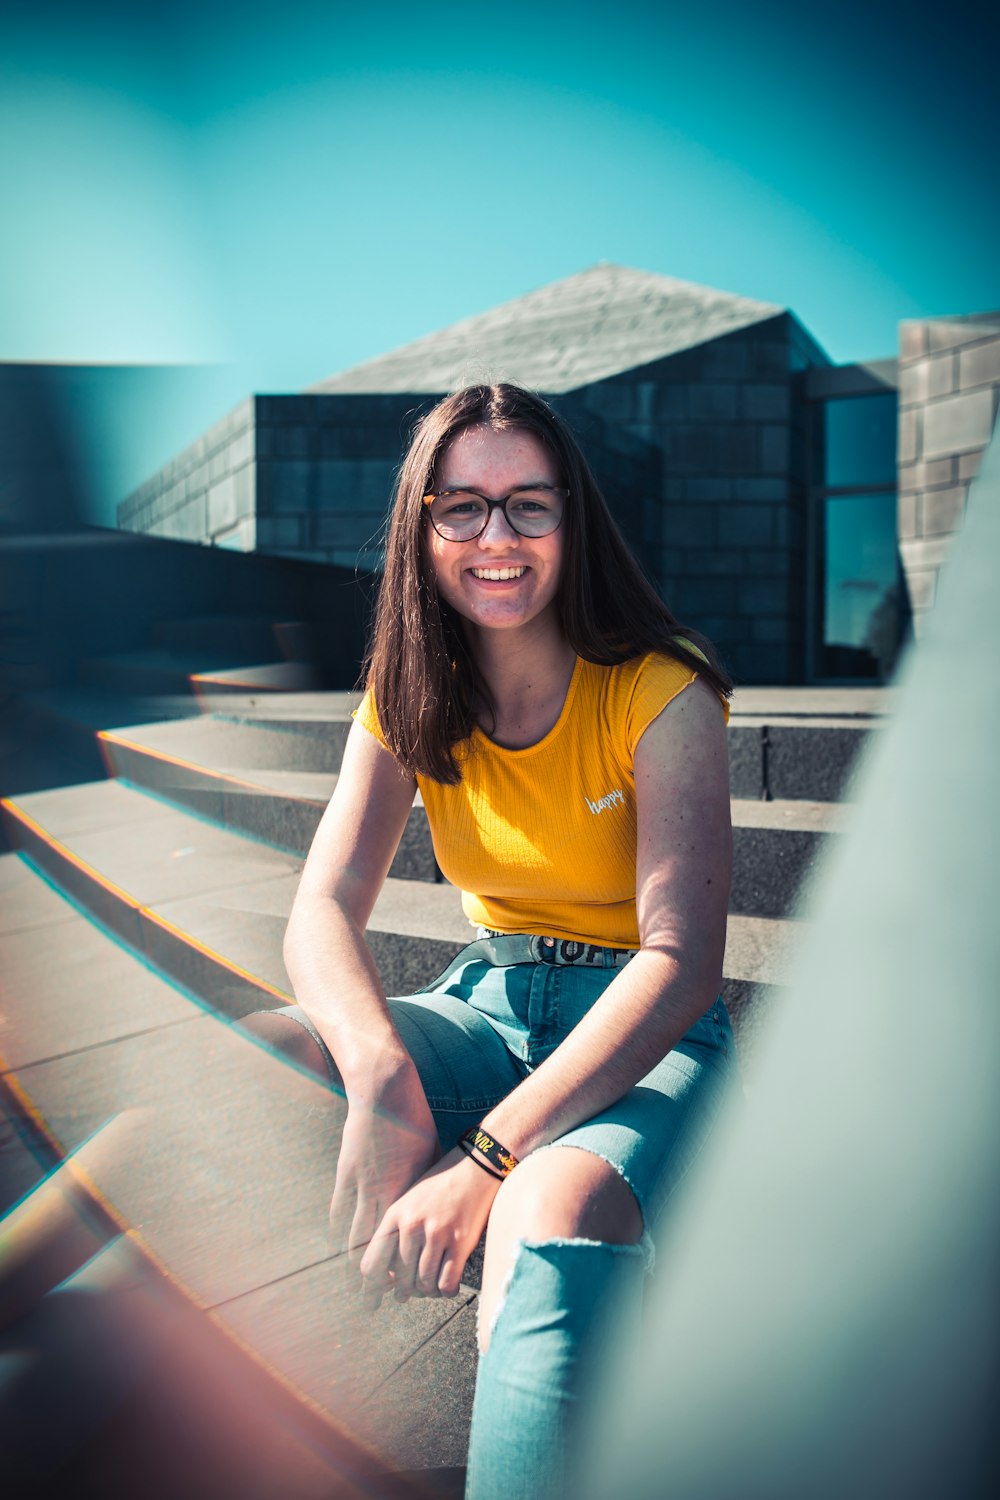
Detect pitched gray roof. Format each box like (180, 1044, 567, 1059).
(307, 263, 785, 395)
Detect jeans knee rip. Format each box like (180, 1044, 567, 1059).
(477, 1233, 649, 1356)
(530, 1141, 657, 1275)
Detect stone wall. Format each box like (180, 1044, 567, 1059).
(897, 315, 1000, 633)
(118, 398, 256, 549)
(555, 312, 828, 684)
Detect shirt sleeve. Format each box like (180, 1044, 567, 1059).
(624, 651, 730, 758)
(352, 688, 389, 749)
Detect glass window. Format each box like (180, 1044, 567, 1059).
(817, 491, 902, 679)
(822, 393, 897, 487)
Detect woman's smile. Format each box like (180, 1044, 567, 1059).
(427, 426, 563, 634)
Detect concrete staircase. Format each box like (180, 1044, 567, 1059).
(0, 642, 890, 1485)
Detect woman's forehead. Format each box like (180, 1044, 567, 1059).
(437, 424, 558, 483)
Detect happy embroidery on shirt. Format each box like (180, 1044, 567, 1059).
(585, 788, 625, 815)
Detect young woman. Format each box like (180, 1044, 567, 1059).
(245, 384, 738, 1498)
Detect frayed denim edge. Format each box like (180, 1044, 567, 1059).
(530, 1139, 657, 1273)
(477, 1228, 651, 1355)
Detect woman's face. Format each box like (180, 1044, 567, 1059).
(424, 425, 565, 639)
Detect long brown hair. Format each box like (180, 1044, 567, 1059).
(367, 384, 732, 783)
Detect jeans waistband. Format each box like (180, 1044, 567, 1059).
(474, 930, 639, 969)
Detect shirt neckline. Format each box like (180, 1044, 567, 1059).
(472, 654, 584, 757)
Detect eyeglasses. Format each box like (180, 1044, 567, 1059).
(422, 485, 567, 542)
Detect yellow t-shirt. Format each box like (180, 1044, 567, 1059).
(356, 652, 727, 948)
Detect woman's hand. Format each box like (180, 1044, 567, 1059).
(329, 1062, 440, 1266)
(358, 1146, 503, 1308)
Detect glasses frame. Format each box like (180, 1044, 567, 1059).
(422, 485, 569, 542)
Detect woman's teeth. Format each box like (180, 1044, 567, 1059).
(471, 566, 526, 580)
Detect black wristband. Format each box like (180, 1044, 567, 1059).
(459, 1125, 519, 1178)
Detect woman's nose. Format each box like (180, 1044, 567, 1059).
(478, 504, 519, 547)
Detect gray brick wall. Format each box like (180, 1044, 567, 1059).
(116, 318, 832, 684)
(897, 317, 1000, 633)
(552, 312, 825, 684)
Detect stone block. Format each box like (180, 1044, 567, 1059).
(213, 516, 256, 552)
(671, 577, 738, 616)
(748, 341, 788, 379)
(922, 485, 966, 536)
(898, 490, 918, 539)
(256, 516, 305, 551)
(718, 506, 774, 547)
(742, 547, 794, 577)
(750, 615, 790, 644)
(768, 725, 870, 801)
(898, 408, 918, 463)
(927, 319, 980, 353)
(315, 459, 397, 509)
(959, 450, 983, 482)
(272, 426, 315, 459)
(727, 726, 764, 799)
(698, 337, 750, 379)
(233, 462, 255, 514)
(270, 462, 314, 512)
(227, 427, 254, 470)
(959, 337, 1000, 392)
(900, 535, 953, 572)
(691, 614, 742, 641)
(738, 577, 791, 614)
(927, 354, 957, 400)
(774, 507, 803, 548)
(760, 425, 790, 474)
(665, 425, 717, 472)
(654, 385, 687, 420)
(906, 569, 936, 612)
(688, 384, 739, 421)
(898, 359, 929, 406)
(741, 383, 790, 421)
(734, 478, 786, 502)
(923, 389, 995, 458)
(716, 425, 759, 474)
(899, 322, 927, 360)
(662, 505, 716, 548)
(176, 494, 208, 542)
(683, 548, 744, 575)
(686, 478, 732, 501)
(313, 511, 386, 549)
(207, 475, 238, 536)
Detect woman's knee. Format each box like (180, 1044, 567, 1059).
(490, 1145, 644, 1247)
(235, 1009, 336, 1085)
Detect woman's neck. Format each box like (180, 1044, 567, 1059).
(467, 619, 578, 749)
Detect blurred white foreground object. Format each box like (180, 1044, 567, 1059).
(582, 422, 1000, 1500)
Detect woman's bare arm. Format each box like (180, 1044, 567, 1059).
(283, 718, 441, 1256)
(479, 675, 731, 1156)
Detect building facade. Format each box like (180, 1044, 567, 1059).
(117, 266, 1000, 684)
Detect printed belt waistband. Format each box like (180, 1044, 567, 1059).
(473, 931, 639, 969)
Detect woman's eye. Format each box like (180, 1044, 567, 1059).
(440, 495, 483, 516)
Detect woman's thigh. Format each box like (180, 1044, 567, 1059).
(536, 999, 740, 1235)
(260, 987, 526, 1153)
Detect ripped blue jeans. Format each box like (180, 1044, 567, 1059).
(275, 937, 738, 1498)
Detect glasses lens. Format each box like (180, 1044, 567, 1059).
(504, 488, 563, 537)
(429, 492, 489, 540)
(428, 489, 564, 540)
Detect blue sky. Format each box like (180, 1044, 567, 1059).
(2, 0, 997, 525)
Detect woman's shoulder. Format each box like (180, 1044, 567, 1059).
(579, 648, 701, 701)
(579, 648, 727, 754)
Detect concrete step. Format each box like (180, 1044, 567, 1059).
(0, 779, 798, 1052)
(79, 648, 322, 699)
(0, 851, 479, 1474)
(93, 714, 843, 916)
(150, 614, 311, 661)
